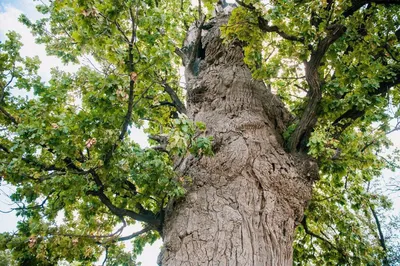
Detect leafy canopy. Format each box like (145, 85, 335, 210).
(221, 1, 400, 264)
(0, 0, 400, 265)
(1, 0, 212, 264)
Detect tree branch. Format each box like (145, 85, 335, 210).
(160, 81, 187, 114)
(370, 205, 389, 265)
(21, 156, 66, 173)
(102, 247, 108, 266)
(238, 0, 399, 153)
(301, 215, 336, 249)
(257, 16, 305, 43)
(0, 143, 10, 153)
(87, 170, 161, 229)
(129, 6, 136, 44)
(0, 105, 18, 125)
(149, 134, 168, 144)
(301, 215, 351, 261)
(2, 141, 83, 176)
(98, 12, 130, 44)
(236, 0, 304, 43)
(117, 226, 151, 242)
(288, 24, 347, 152)
(104, 9, 137, 166)
(0, 194, 51, 214)
(175, 47, 188, 65)
(332, 71, 400, 135)
(0, 65, 15, 102)
(51, 217, 152, 245)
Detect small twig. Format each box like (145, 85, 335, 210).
(197, 0, 202, 20)
(102, 247, 108, 266)
(273, 76, 306, 80)
(82, 55, 102, 74)
(98, 12, 130, 44)
(1, 66, 15, 102)
(0, 195, 51, 214)
(301, 215, 336, 250)
(117, 226, 151, 241)
(370, 205, 389, 265)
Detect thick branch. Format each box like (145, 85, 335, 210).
(86, 189, 159, 228)
(236, 0, 304, 42)
(161, 81, 187, 114)
(129, 6, 136, 44)
(63, 157, 86, 173)
(87, 170, 161, 229)
(175, 47, 188, 65)
(154, 101, 175, 108)
(0, 105, 18, 125)
(149, 134, 168, 144)
(310, 25, 347, 69)
(119, 9, 136, 141)
(104, 12, 137, 166)
(288, 25, 347, 152)
(257, 17, 305, 43)
(119, 80, 135, 141)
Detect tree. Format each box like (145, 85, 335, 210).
(1, 0, 400, 265)
(0, 250, 16, 266)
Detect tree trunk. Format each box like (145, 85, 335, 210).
(159, 14, 318, 266)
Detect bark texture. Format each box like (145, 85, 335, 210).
(159, 14, 318, 266)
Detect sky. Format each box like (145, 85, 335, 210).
(0, 0, 399, 265)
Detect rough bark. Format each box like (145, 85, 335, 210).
(159, 14, 318, 266)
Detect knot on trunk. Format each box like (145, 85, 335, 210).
(295, 154, 320, 182)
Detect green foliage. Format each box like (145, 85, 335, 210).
(220, 0, 400, 265)
(0, 0, 202, 264)
(1, 0, 400, 265)
(0, 250, 16, 266)
(0, 31, 42, 97)
(104, 244, 139, 266)
(167, 115, 213, 157)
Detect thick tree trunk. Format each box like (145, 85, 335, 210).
(159, 14, 318, 266)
